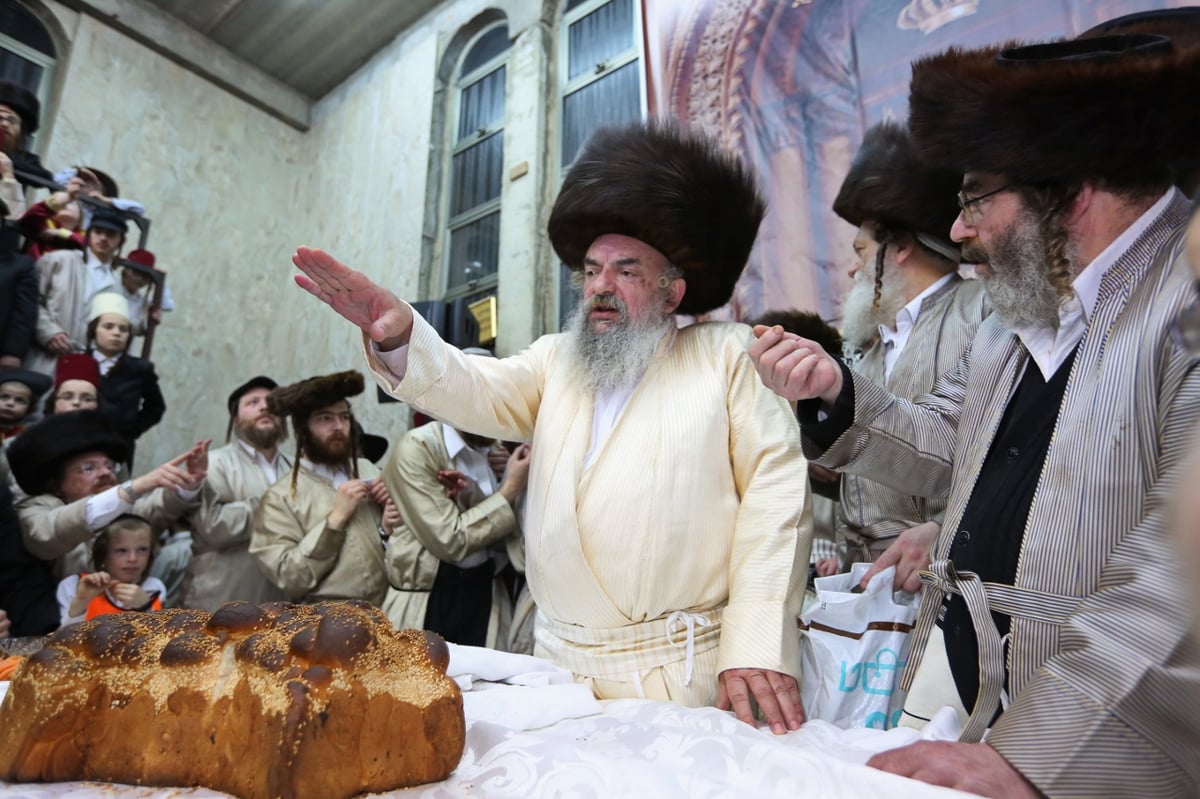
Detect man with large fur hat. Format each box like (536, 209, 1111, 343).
(291, 121, 811, 733)
(752, 29, 1200, 798)
(249, 370, 399, 607)
(8, 409, 208, 579)
(0, 79, 54, 220)
(829, 120, 989, 573)
(181, 375, 288, 612)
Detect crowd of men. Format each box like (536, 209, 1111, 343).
(2, 8, 1199, 798)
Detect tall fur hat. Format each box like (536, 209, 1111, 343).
(8, 410, 130, 496)
(908, 33, 1200, 192)
(548, 120, 765, 316)
(832, 121, 961, 261)
(1078, 9, 1200, 194)
(0, 80, 39, 134)
(267, 371, 364, 422)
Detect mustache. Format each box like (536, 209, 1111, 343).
(585, 294, 626, 314)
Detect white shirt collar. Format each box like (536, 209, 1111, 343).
(299, 457, 351, 488)
(878, 272, 955, 345)
(1014, 188, 1175, 380)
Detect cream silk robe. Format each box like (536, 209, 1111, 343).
(366, 314, 812, 706)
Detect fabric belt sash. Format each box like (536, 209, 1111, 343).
(536, 606, 724, 686)
(901, 558, 1082, 742)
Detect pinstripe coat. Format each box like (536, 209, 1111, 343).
(805, 191, 1200, 797)
(839, 276, 989, 552)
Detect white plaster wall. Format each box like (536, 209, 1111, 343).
(30, 0, 562, 469)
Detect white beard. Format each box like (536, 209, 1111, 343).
(839, 263, 907, 355)
(566, 295, 672, 393)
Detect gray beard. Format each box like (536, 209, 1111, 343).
(566, 296, 672, 393)
(973, 212, 1065, 332)
(839, 270, 907, 355)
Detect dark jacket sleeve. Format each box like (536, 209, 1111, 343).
(0, 254, 38, 360)
(134, 358, 166, 435)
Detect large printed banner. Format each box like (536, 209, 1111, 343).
(642, 0, 1188, 322)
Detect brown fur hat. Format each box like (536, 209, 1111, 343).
(833, 120, 961, 260)
(548, 120, 765, 316)
(267, 371, 364, 422)
(1078, 9, 1200, 194)
(908, 33, 1200, 193)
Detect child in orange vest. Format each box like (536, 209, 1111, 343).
(56, 514, 165, 625)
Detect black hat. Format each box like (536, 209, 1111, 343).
(908, 33, 1200, 193)
(268, 371, 364, 422)
(88, 208, 128, 234)
(227, 376, 278, 416)
(351, 421, 389, 465)
(8, 410, 131, 496)
(548, 120, 765, 316)
(0, 80, 40, 134)
(0, 369, 53, 401)
(832, 120, 961, 262)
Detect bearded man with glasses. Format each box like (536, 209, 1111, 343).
(8, 409, 209, 580)
(751, 27, 1200, 799)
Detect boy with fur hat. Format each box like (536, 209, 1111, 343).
(249, 371, 399, 607)
(182, 376, 288, 612)
(8, 409, 208, 579)
(292, 122, 811, 734)
(751, 29, 1200, 798)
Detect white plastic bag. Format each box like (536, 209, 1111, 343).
(800, 563, 918, 729)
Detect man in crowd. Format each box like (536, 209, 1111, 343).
(382, 416, 530, 647)
(1, 199, 36, 370)
(0, 80, 53, 219)
(830, 120, 989, 576)
(9, 410, 208, 578)
(250, 371, 397, 606)
(182, 376, 288, 612)
(292, 122, 811, 733)
(28, 208, 130, 378)
(751, 34, 1199, 796)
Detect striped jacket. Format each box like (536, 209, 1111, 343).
(838, 276, 989, 551)
(806, 191, 1200, 797)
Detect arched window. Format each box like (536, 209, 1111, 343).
(443, 23, 510, 300)
(0, 0, 57, 148)
(558, 0, 644, 323)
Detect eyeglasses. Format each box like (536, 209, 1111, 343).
(1170, 292, 1200, 357)
(956, 185, 1011, 225)
(70, 458, 117, 477)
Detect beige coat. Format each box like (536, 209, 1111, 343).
(807, 192, 1200, 796)
(28, 249, 113, 378)
(367, 318, 811, 706)
(379, 420, 519, 647)
(17, 487, 197, 578)
(250, 459, 388, 605)
(181, 441, 288, 612)
(838, 276, 989, 559)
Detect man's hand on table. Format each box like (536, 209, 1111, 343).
(717, 668, 804, 735)
(868, 741, 1041, 798)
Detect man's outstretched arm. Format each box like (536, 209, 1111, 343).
(292, 247, 413, 351)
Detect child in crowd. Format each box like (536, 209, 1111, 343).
(86, 292, 164, 448)
(0, 368, 50, 443)
(43, 352, 101, 415)
(56, 514, 164, 625)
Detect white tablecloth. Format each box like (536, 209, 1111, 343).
(0, 646, 975, 799)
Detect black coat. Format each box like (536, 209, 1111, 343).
(0, 481, 59, 636)
(97, 353, 166, 442)
(0, 245, 37, 361)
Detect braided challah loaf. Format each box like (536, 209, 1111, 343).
(0, 601, 464, 798)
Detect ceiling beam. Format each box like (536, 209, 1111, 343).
(62, 0, 312, 130)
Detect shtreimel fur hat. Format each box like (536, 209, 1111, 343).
(548, 120, 765, 316)
(8, 410, 130, 496)
(832, 120, 961, 261)
(907, 33, 1200, 192)
(268, 371, 364, 422)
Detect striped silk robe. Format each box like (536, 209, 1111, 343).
(366, 317, 811, 706)
(839, 276, 989, 560)
(804, 191, 1200, 798)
